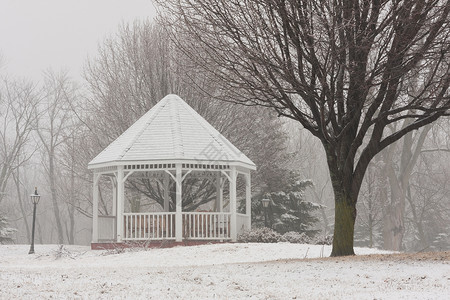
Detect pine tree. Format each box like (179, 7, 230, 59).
(248, 171, 321, 237)
(0, 214, 16, 244)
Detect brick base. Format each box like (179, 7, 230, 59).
(91, 240, 230, 250)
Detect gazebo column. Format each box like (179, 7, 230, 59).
(245, 172, 252, 230)
(230, 167, 237, 242)
(164, 173, 170, 212)
(215, 172, 223, 212)
(92, 173, 100, 243)
(116, 166, 124, 242)
(175, 164, 183, 242)
(111, 176, 117, 216)
(111, 176, 117, 239)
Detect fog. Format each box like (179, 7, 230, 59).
(0, 0, 155, 79)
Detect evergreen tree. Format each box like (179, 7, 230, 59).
(247, 171, 321, 237)
(0, 213, 15, 244)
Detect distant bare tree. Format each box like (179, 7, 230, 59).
(157, 0, 450, 256)
(0, 77, 39, 205)
(380, 123, 431, 251)
(355, 159, 384, 248)
(405, 121, 450, 251)
(12, 162, 32, 243)
(355, 119, 450, 251)
(36, 70, 77, 244)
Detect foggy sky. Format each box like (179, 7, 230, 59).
(0, 0, 156, 80)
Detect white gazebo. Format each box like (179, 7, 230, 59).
(88, 94, 256, 247)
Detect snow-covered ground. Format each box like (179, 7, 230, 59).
(0, 243, 448, 299)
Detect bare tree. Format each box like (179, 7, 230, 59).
(354, 119, 450, 251)
(36, 70, 77, 244)
(12, 162, 31, 243)
(56, 116, 83, 244)
(157, 0, 450, 256)
(405, 121, 450, 251)
(355, 159, 384, 248)
(380, 123, 431, 250)
(0, 77, 39, 205)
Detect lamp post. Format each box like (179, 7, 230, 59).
(29, 187, 41, 254)
(262, 198, 270, 228)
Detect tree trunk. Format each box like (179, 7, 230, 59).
(37, 220, 44, 244)
(67, 200, 75, 244)
(49, 148, 65, 244)
(66, 156, 76, 245)
(383, 164, 405, 251)
(311, 185, 330, 235)
(331, 197, 356, 256)
(382, 126, 429, 251)
(326, 146, 359, 257)
(383, 200, 405, 251)
(406, 186, 427, 251)
(368, 201, 374, 248)
(13, 170, 31, 243)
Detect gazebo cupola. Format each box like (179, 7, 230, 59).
(88, 94, 255, 247)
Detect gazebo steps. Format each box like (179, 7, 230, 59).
(91, 240, 231, 250)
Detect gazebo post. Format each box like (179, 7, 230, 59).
(215, 172, 222, 212)
(230, 167, 237, 242)
(163, 173, 170, 212)
(111, 176, 117, 217)
(92, 173, 100, 243)
(245, 172, 252, 230)
(175, 164, 183, 242)
(112, 176, 117, 238)
(217, 172, 224, 240)
(116, 166, 124, 242)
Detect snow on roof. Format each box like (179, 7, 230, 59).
(88, 94, 256, 169)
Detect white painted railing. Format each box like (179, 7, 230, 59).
(182, 212, 231, 240)
(98, 215, 115, 241)
(236, 213, 250, 235)
(124, 212, 176, 240)
(123, 212, 233, 241)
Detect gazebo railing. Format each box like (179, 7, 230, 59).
(124, 212, 176, 240)
(182, 212, 231, 240)
(122, 212, 233, 241)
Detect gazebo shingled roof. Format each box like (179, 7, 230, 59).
(88, 94, 255, 170)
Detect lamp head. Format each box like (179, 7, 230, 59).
(30, 187, 41, 204)
(262, 198, 270, 208)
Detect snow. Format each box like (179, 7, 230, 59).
(281, 213, 300, 221)
(0, 243, 448, 299)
